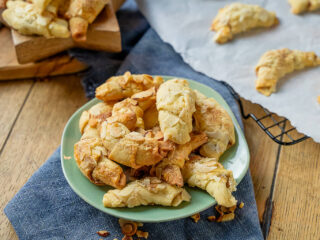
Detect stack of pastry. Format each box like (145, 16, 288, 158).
(74, 72, 238, 209)
(1, 0, 109, 41)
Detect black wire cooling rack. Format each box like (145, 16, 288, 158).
(221, 82, 309, 146)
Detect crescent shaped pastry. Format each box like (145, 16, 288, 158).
(155, 132, 208, 187)
(79, 102, 114, 138)
(156, 79, 196, 144)
(96, 72, 163, 102)
(255, 48, 320, 96)
(108, 131, 174, 169)
(74, 138, 126, 189)
(182, 155, 237, 207)
(103, 177, 191, 208)
(193, 90, 235, 159)
(211, 3, 278, 44)
(2, 1, 70, 38)
(288, 0, 320, 14)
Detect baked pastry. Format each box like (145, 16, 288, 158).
(156, 79, 196, 144)
(288, 0, 320, 14)
(79, 102, 114, 135)
(255, 48, 320, 96)
(107, 98, 144, 130)
(131, 87, 157, 111)
(65, 0, 108, 41)
(103, 177, 191, 208)
(143, 105, 159, 129)
(100, 121, 130, 152)
(2, 1, 70, 38)
(194, 90, 235, 159)
(182, 155, 237, 207)
(108, 131, 174, 169)
(74, 138, 126, 189)
(155, 132, 208, 187)
(96, 72, 163, 102)
(211, 3, 278, 44)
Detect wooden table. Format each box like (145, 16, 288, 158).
(0, 76, 319, 239)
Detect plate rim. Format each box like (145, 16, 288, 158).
(60, 76, 250, 222)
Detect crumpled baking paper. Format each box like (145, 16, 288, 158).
(136, 0, 320, 143)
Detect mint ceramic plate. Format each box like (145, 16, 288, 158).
(61, 76, 250, 222)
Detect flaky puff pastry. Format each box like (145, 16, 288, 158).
(107, 98, 144, 130)
(109, 131, 174, 169)
(288, 0, 320, 14)
(194, 91, 235, 159)
(79, 102, 114, 139)
(103, 177, 191, 208)
(65, 0, 108, 41)
(96, 72, 163, 102)
(211, 3, 278, 44)
(255, 48, 320, 96)
(74, 138, 126, 189)
(182, 155, 237, 207)
(156, 79, 196, 144)
(2, 1, 70, 38)
(155, 132, 208, 187)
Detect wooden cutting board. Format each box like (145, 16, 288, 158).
(0, 28, 88, 81)
(0, 0, 126, 80)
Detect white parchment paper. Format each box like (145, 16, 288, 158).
(136, 0, 320, 142)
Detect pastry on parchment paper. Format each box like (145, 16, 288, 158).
(193, 90, 235, 159)
(156, 78, 196, 144)
(288, 0, 320, 14)
(2, 1, 70, 38)
(103, 177, 191, 208)
(211, 3, 278, 44)
(255, 48, 320, 96)
(182, 155, 237, 207)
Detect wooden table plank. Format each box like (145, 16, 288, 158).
(268, 129, 320, 239)
(0, 80, 33, 150)
(242, 99, 280, 223)
(0, 76, 87, 240)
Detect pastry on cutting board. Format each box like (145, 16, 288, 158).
(288, 0, 320, 14)
(255, 48, 320, 96)
(65, 0, 109, 41)
(182, 155, 237, 207)
(103, 177, 191, 208)
(2, 1, 70, 38)
(96, 72, 163, 102)
(156, 78, 196, 144)
(211, 3, 278, 44)
(74, 138, 126, 189)
(193, 90, 235, 159)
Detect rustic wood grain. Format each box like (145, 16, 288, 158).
(13, 2, 121, 64)
(0, 80, 33, 150)
(241, 99, 281, 223)
(0, 76, 87, 240)
(0, 28, 88, 80)
(268, 126, 320, 239)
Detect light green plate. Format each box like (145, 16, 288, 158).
(61, 76, 250, 222)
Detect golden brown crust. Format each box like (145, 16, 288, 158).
(96, 72, 163, 102)
(255, 48, 320, 96)
(74, 138, 126, 189)
(211, 3, 278, 44)
(69, 16, 88, 41)
(288, 0, 320, 14)
(156, 79, 196, 144)
(194, 90, 235, 159)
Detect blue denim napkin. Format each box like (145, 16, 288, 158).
(4, 1, 263, 239)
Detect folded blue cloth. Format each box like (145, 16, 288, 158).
(4, 1, 263, 239)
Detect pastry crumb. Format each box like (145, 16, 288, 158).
(119, 219, 138, 236)
(207, 216, 216, 222)
(190, 213, 200, 223)
(136, 230, 149, 239)
(122, 236, 133, 240)
(239, 202, 244, 209)
(63, 155, 72, 160)
(96, 230, 110, 237)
